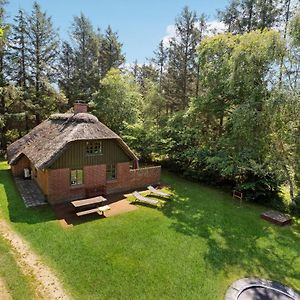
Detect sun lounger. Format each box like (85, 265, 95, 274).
(147, 185, 170, 197)
(132, 191, 159, 205)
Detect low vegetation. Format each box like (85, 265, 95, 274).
(0, 234, 36, 299)
(0, 161, 299, 299)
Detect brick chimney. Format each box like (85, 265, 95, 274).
(74, 100, 88, 113)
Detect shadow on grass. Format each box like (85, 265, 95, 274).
(161, 173, 300, 288)
(0, 167, 55, 225)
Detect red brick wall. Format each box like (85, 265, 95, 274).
(47, 168, 72, 204)
(129, 166, 161, 190)
(83, 165, 106, 188)
(11, 155, 31, 176)
(106, 163, 161, 194)
(46, 163, 161, 204)
(106, 162, 131, 193)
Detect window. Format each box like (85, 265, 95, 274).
(86, 141, 102, 155)
(70, 169, 83, 186)
(106, 164, 116, 181)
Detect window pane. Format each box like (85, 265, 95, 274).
(86, 141, 102, 155)
(70, 169, 83, 185)
(70, 170, 76, 185)
(106, 165, 116, 180)
(77, 170, 83, 185)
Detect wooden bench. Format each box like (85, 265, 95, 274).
(76, 208, 99, 217)
(76, 205, 111, 217)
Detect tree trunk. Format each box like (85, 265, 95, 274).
(0, 125, 7, 150)
(279, 0, 291, 85)
(195, 58, 200, 98)
(282, 163, 295, 205)
(35, 113, 41, 126)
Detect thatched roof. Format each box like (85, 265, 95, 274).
(7, 113, 138, 169)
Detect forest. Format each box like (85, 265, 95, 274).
(0, 0, 299, 213)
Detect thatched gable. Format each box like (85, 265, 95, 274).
(7, 113, 138, 169)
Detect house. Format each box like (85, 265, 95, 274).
(7, 102, 161, 204)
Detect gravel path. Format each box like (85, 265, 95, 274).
(0, 277, 12, 300)
(0, 220, 70, 300)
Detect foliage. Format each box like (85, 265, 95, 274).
(289, 10, 300, 47)
(0, 2, 299, 212)
(98, 25, 125, 79)
(218, 0, 296, 33)
(91, 68, 141, 134)
(165, 6, 202, 110)
(59, 15, 125, 104)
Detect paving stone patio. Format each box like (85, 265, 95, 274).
(14, 178, 47, 208)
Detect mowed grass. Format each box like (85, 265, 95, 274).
(0, 235, 37, 300)
(0, 160, 299, 300)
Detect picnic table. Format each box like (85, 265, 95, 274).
(71, 196, 107, 208)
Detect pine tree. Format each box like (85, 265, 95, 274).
(9, 8, 32, 131)
(58, 41, 75, 106)
(240, 0, 257, 32)
(70, 13, 99, 101)
(9, 9, 29, 87)
(166, 6, 200, 110)
(27, 1, 59, 124)
(256, 0, 280, 30)
(98, 25, 125, 79)
(218, 0, 242, 33)
(152, 40, 168, 91)
(0, 0, 9, 149)
(219, 0, 281, 33)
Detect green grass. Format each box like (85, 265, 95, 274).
(0, 230, 37, 299)
(0, 160, 299, 299)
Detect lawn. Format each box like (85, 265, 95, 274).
(0, 160, 299, 300)
(0, 232, 37, 299)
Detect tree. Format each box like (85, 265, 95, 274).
(27, 1, 59, 124)
(187, 30, 286, 202)
(91, 68, 141, 133)
(8, 8, 33, 131)
(98, 25, 125, 79)
(70, 13, 100, 101)
(218, 0, 281, 33)
(266, 89, 300, 205)
(166, 6, 200, 110)
(0, 0, 10, 149)
(196, 33, 237, 139)
(9, 9, 29, 88)
(58, 41, 75, 105)
(152, 40, 168, 90)
(218, 0, 241, 33)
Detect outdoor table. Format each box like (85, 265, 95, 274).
(71, 196, 107, 208)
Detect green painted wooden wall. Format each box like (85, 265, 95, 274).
(49, 139, 131, 169)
